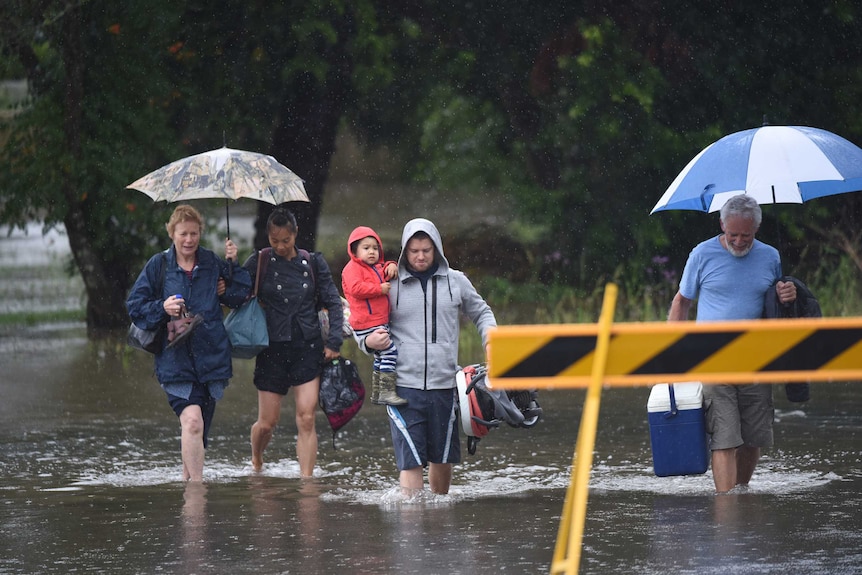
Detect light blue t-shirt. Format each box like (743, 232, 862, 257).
(678, 236, 782, 321)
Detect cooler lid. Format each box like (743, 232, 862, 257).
(647, 382, 703, 412)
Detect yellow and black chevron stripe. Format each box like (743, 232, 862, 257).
(487, 317, 862, 389)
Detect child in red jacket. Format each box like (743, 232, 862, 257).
(342, 226, 405, 406)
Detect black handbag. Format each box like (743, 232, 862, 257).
(128, 321, 166, 353)
(128, 254, 167, 354)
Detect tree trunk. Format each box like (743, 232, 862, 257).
(253, 83, 344, 252)
(58, 5, 132, 334)
(253, 16, 354, 254)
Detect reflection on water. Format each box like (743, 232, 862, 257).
(1, 325, 861, 574)
(180, 482, 210, 571)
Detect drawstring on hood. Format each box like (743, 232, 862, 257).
(383, 217, 497, 391)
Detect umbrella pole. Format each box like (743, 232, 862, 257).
(225, 199, 231, 239)
(225, 199, 234, 285)
(769, 186, 784, 252)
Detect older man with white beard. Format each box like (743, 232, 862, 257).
(668, 194, 797, 493)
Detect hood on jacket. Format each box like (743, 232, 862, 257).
(398, 218, 450, 274)
(347, 226, 385, 265)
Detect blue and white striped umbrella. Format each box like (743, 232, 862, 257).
(651, 125, 862, 214)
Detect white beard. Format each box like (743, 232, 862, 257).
(727, 243, 753, 258)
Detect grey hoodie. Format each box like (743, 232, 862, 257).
(385, 218, 497, 391)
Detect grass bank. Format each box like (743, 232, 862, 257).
(455, 262, 862, 360)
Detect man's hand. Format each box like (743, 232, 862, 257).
(776, 280, 797, 304)
(364, 328, 391, 351)
(384, 262, 398, 280)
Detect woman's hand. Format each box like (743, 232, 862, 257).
(324, 347, 341, 361)
(224, 238, 238, 262)
(164, 294, 185, 317)
(217, 278, 226, 296)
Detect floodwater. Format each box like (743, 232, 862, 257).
(2, 223, 862, 574)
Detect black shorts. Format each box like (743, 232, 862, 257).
(166, 382, 217, 449)
(253, 338, 324, 395)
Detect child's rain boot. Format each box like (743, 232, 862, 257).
(377, 371, 407, 406)
(370, 370, 381, 405)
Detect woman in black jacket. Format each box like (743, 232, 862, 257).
(242, 208, 344, 477)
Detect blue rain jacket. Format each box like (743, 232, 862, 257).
(126, 245, 252, 386)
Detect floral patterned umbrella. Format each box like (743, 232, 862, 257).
(127, 146, 309, 236)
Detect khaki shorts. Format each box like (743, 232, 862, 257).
(704, 383, 774, 450)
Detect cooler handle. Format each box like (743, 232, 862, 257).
(664, 384, 678, 418)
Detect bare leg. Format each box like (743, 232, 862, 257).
(711, 448, 737, 493)
(179, 405, 205, 482)
(294, 377, 320, 478)
(400, 467, 424, 494)
(428, 463, 453, 495)
(735, 446, 760, 486)
(251, 391, 283, 472)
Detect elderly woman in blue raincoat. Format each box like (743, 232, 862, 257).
(127, 204, 251, 481)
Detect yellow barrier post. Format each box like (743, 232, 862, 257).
(550, 283, 618, 575)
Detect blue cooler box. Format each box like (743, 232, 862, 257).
(647, 382, 709, 477)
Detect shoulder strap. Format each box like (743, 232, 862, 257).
(158, 253, 167, 294)
(253, 249, 265, 297)
(257, 247, 273, 291)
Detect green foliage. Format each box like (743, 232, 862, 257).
(170, 0, 392, 152)
(0, 309, 85, 327)
(0, 1, 184, 264)
(529, 19, 679, 283)
(415, 85, 512, 191)
(1, 0, 396, 329)
(410, 16, 686, 287)
(809, 255, 862, 317)
(3, 0, 862, 332)
(474, 251, 862, 326)
(402, 2, 862, 293)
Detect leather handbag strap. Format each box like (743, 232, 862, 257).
(253, 249, 264, 297)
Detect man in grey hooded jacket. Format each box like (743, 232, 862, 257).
(362, 218, 497, 494)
